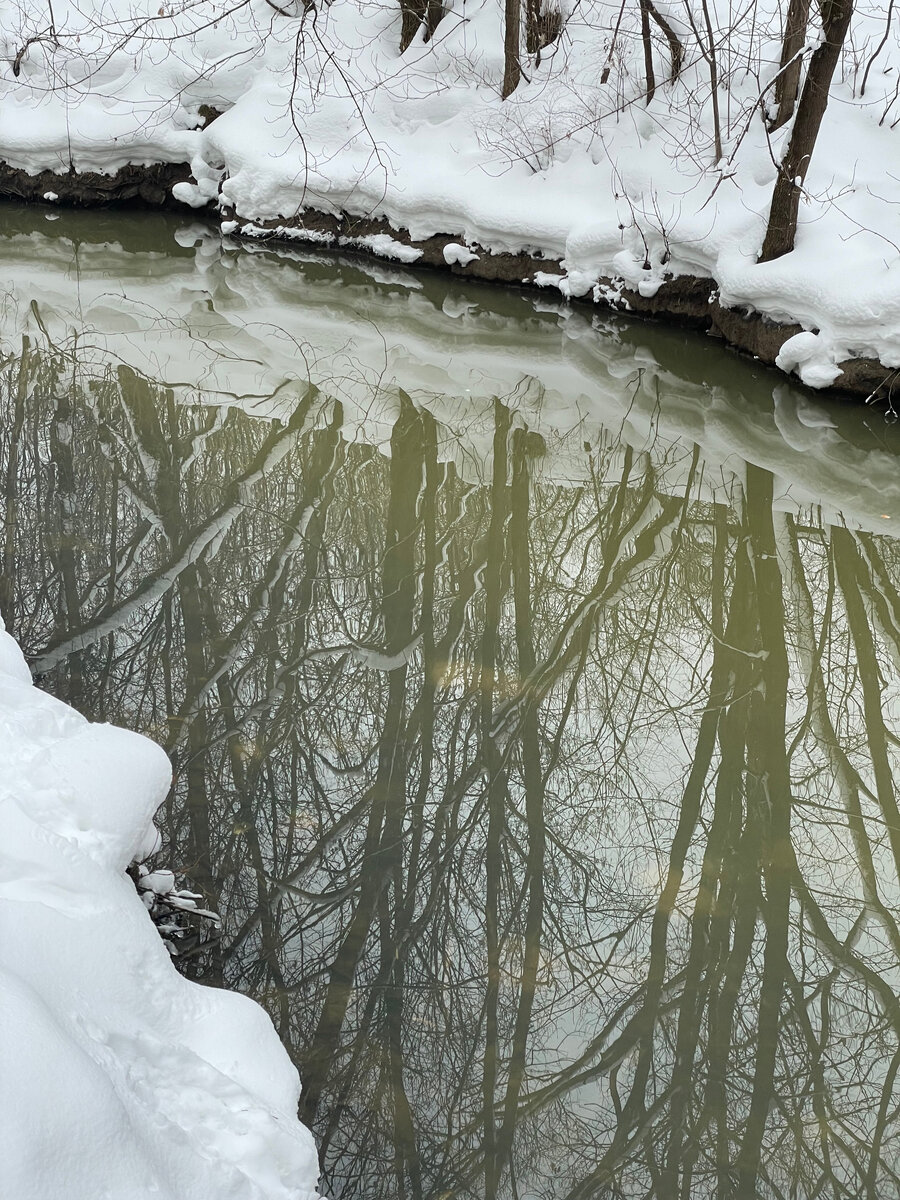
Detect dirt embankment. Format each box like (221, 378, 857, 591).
(2, 158, 895, 406)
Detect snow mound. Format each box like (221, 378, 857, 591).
(0, 619, 320, 1200)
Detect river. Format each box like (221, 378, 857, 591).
(3, 203, 900, 1199)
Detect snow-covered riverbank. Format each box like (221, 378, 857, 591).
(0, 618, 320, 1200)
(0, 0, 899, 397)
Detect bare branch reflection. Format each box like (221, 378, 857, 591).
(4, 345, 900, 1200)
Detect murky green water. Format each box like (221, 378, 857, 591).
(4, 205, 900, 1198)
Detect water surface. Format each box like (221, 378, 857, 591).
(3, 206, 900, 1199)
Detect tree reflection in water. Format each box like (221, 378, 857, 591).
(4, 344, 900, 1200)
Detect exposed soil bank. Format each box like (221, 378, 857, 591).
(0, 161, 193, 210)
(3, 159, 896, 407)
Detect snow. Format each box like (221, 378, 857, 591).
(443, 241, 480, 266)
(0, 617, 320, 1200)
(352, 232, 423, 262)
(140, 868, 177, 895)
(0, 0, 898, 386)
(776, 330, 844, 389)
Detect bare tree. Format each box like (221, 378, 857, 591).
(761, 0, 855, 260)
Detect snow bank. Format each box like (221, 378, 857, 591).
(0, 618, 320, 1200)
(1, 0, 900, 386)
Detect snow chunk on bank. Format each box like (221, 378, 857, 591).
(351, 233, 423, 263)
(776, 330, 843, 389)
(0, 619, 320, 1200)
(443, 242, 479, 267)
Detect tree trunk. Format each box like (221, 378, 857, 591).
(647, 0, 684, 82)
(399, 0, 425, 52)
(760, 0, 854, 261)
(639, 0, 656, 103)
(525, 0, 562, 60)
(502, 0, 521, 98)
(772, 0, 811, 129)
(399, 0, 443, 51)
(700, 0, 722, 159)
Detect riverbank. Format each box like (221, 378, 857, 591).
(0, 0, 898, 402)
